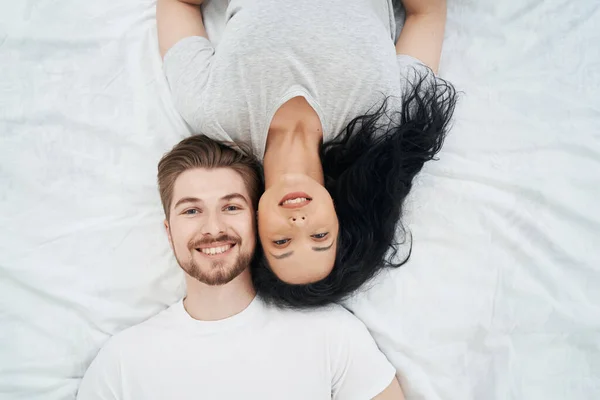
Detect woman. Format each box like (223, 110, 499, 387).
(158, 0, 457, 307)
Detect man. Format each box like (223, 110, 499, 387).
(77, 135, 404, 399)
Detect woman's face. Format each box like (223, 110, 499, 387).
(258, 174, 339, 284)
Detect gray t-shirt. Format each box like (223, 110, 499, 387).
(164, 0, 428, 158)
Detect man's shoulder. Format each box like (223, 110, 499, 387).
(100, 301, 181, 354)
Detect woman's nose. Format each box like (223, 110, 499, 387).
(289, 215, 307, 226)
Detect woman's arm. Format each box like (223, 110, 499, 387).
(157, 0, 208, 59)
(372, 377, 406, 400)
(395, 0, 447, 73)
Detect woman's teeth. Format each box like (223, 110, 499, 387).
(199, 244, 232, 255)
(282, 197, 309, 205)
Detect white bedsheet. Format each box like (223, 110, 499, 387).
(1, 1, 599, 399)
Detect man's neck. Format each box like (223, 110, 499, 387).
(183, 269, 256, 321)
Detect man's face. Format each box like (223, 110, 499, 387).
(165, 168, 256, 286)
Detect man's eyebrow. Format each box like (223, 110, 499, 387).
(221, 193, 249, 204)
(173, 197, 202, 209)
(270, 251, 294, 260)
(312, 242, 334, 252)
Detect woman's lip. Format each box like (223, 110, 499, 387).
(278, 192, 312, 205)
(280, 199, 312, 209)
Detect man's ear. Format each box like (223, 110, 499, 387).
(164, 219, 174, 251)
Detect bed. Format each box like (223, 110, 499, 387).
(1, 0, 599, 399)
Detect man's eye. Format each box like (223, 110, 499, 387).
(224, 205, 241, 212)
(273, 239, 290, 246)
(184, 209, 199, 215)
(311, 232, 329, 239)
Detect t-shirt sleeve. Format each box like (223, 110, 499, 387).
(330, 309, 397, 400)
(395, 53, 456, 122)
(396, 54, 436, 85)
(163, 36, 215, 133)
(77, 339, 123, 400)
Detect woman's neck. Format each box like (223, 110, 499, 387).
(263, 98, 324, 188)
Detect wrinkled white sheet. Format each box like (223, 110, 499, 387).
(0, 1, 599, 399)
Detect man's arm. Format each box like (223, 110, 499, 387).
(77, 340, 122, 400)
(373, 376, 405, 400)
(157, 0, 208, 59)
(395, 0, 447, 73)
(329, 308, 404, 400)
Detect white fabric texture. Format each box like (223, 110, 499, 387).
(76, 297, 396, 400)
(1, 1, 599, 400)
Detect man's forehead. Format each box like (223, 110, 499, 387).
(173, 168, 249, 200)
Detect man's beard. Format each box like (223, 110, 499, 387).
(174, 234, 253, 286)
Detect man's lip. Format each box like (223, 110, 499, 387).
(194, 243, 236, 257)
(196, 241, 236, 250)
(278, 192, 312, 206)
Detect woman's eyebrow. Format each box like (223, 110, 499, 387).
(270, 251, 294, 260)
(312, 242, 334, 252)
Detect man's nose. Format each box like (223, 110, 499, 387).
(289, 215, 307, 227)
(201, 213, 226, 236)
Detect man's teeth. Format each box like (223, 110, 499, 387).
(199, 244, 232, 255)
(282, 197, 309, 205)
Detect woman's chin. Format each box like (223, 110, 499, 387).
(278, 173, 314, 184)
(278, 174, 330, 193)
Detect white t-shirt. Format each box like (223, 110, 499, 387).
(77, 296, 396, 400)
(163, 0, 427, 158)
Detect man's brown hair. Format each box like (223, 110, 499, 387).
(157, 135, 263, 220)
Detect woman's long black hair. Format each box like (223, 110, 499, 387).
(252, 68, 458, 308)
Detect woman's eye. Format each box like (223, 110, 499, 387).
(273, 239, 290, 246)
(311, 232, 329, 239)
